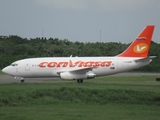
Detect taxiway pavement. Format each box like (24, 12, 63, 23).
(0, 72, 159, 83)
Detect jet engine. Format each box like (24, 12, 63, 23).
(60, 71, 96, 80)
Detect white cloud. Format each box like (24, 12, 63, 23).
(34, 0, 159, 11)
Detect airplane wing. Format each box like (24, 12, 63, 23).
(57, 67, 94, 74)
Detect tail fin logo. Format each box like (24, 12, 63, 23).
(133, 43, 148, 53)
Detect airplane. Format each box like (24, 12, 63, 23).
(2, 25, 155, 83)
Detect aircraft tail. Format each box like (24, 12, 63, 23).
(117, 25, 155, 58)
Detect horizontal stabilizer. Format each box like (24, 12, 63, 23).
(134, 56, 157, 62)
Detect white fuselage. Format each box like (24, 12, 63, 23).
(2, 56, 151, 79)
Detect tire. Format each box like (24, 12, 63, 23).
(77, 79, 83, 83)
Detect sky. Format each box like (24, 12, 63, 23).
(0, 0, 160, 43)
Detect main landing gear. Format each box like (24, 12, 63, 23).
(21, 79, 25, 83)
(77, 79, 83, 83)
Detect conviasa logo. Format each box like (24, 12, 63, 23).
(133, 43, 148, 53)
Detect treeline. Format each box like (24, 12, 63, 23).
(0, 35, 160, 72)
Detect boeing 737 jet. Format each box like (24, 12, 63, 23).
(2, 25, 155, 83)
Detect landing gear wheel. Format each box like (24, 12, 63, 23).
(77, 79, 83, 83)
(21, 79, 25, 83)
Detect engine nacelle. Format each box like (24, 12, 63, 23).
(87, 73, 96, 79)
(60, 72, 96, 80)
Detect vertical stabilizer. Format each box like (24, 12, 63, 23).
(117, 25, 155, 57)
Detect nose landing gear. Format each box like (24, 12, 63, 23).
(14, 76, 25, 83)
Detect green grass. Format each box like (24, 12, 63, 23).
(0, 75, 160, 120)
(0, 103, 160, 120)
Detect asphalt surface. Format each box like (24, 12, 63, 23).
(0, 72, 160, 83)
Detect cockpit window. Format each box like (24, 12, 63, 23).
(10, 63, 18, 66)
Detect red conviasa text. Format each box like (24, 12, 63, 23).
(38, 60, 112, 68)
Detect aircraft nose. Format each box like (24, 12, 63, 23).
(2, 67, 11, 75)
(2, 67, 8, 74)
(2, 66, 17, 76)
